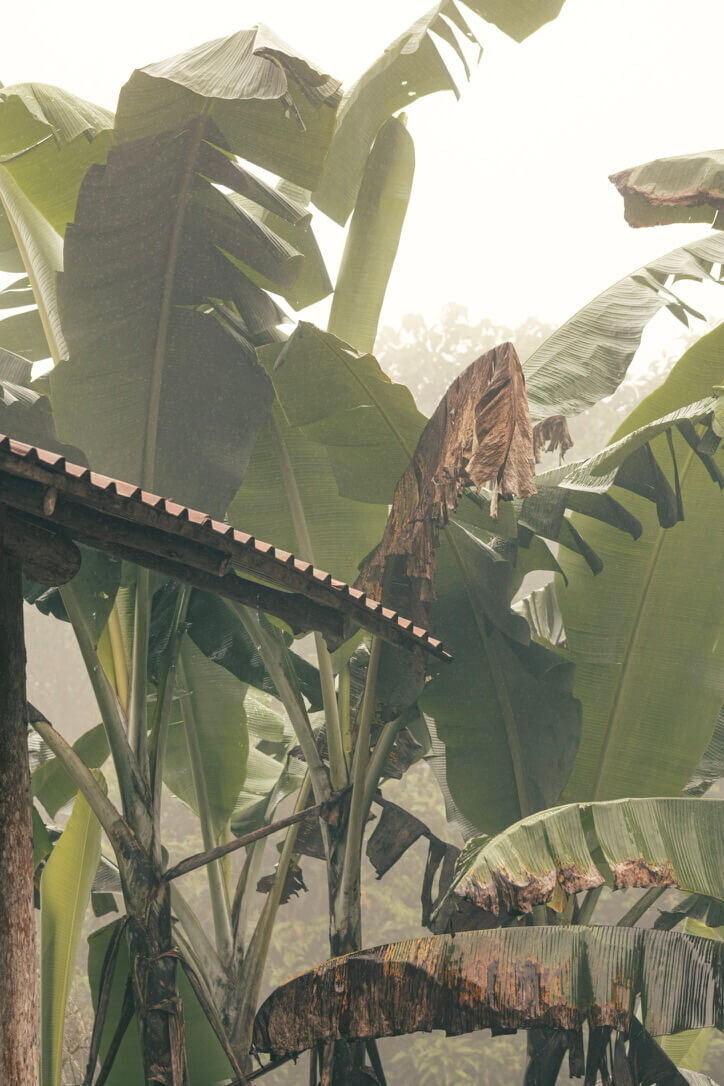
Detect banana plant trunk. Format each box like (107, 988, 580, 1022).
(324, 837, 365, 1085)
(0, 546, 39, 1085)
(125, 874, 186, 1086)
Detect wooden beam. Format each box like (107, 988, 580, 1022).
(2, 506, 81, 586)
(0, 542, 38, 1084)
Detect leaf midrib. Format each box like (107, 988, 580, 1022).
(141, 109, 210, 490)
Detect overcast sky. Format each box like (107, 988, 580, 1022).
(3, 0, 723, 341)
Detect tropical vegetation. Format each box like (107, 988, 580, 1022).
(0, 1, 722, 1084)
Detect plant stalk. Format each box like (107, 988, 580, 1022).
(270, 414, 347, 790)
(177, 656, 235, 965)
(232, 603, 331, 805)
(335, 637, 381, 951)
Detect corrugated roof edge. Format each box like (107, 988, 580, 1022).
(0, 434, 450, 660)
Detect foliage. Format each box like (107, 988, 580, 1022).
(2, 4, 723, 1085)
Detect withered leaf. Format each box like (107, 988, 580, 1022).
(357, 342, 536, 612)
(533, 415, 574, 462)
(257, 861, 308, 904)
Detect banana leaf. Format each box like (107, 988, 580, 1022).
(163, 637, 249, 837)
(419, 519, 581, 835)
(0, 82, 113, 234)
(523, 232, 724, 423)
(610, 150, 724, 230)
(559, 323, 724, 802)
(269, 323, 426, 505)
(254, 926, 724, 1055)
(51, 130, 278, 513)
(40, 787, 102, 1086)
(685, 707, 724, 796)
(327, 115, 415, 353)
(313, 3, 481, 224)
(115, 27, 341, 189)
(447, 797, 724, 920)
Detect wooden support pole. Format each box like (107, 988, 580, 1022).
(0, 544, 38, 1084)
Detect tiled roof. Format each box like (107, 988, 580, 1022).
(0, 434, 449, 660)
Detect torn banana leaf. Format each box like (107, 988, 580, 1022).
(254, 925, 724, 1055)
(446, 797, 724, 921)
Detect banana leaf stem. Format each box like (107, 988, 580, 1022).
(337, 637, 381, 936)
(232, 774, 313, 1057)
(617, 886, 667, 928)
(165, 800, 321, 881)
(177, 656, 235, 965)
(60, 583, 151, 841)
(149, 584, 191, 860)
(232, 603, 331, 805)
(270, 413, 347, 790)
(107, 605, 129, 713)
(128, 566, 150, 777)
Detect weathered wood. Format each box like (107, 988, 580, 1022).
(0, 449, 449, 659)
(2, 506, 81, 585)
(0, 545, 38, 1084)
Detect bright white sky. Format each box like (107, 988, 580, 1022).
(3, 0, 723, 339)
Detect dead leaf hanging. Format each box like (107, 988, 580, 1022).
(357, 342, 536, 613)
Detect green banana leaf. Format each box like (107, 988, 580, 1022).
(559, 323, 724, 802)
(523, 231, 724, 423)
(269, 323, 426, 505)
(87, 919, 233, 1086)
(464, 0, 567, 41)
(254, 925, 724, 1055)
(50, 119, 290, 511)
(610, 149, 724, 230)
(0, 82, 113, 234)
(32, 723, 109, 819)
(658, 918, 723, 1072)
(0, 204, 23, 270)
(327, 115, 415, 353)
(149, 581, 322, 710)
(49, 28, 344, 510)
(685, 707, 724, 796)
(313, 3, 480, 224)
(115, 27, 340, 189)
(0, 170, 65, 361)
(0, 275, 32, 308)
(419, 518, 581, 835)
(447, 797, 724, 920)
(228, 389, 388, 585)
(164, 636, 249, 837)
(40, 787, 102, 1086)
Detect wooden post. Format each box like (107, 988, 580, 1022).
(0, 544, 38, 1083)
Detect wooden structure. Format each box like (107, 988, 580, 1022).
(0, 432, 447, 1083)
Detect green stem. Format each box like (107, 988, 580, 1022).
(29, 717, 123, 844)
(270, 413, 347, 791)
(149, 585, 191, 862)
(232, 603, 331, 805)
(61, 584, 151, 842)
(337, 637, 381, 936)
(617, 886, 667, 928)
(361, 714, 403, 817)
(128, 567, 150, 778)
(107, 607, 129, 714)
(177, 656, 235, 966)
(577, 885, 603, 926)
(338, 663, 353, 768)
(170, 885, 227, 1004)
(233, 774, 312, 1052)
